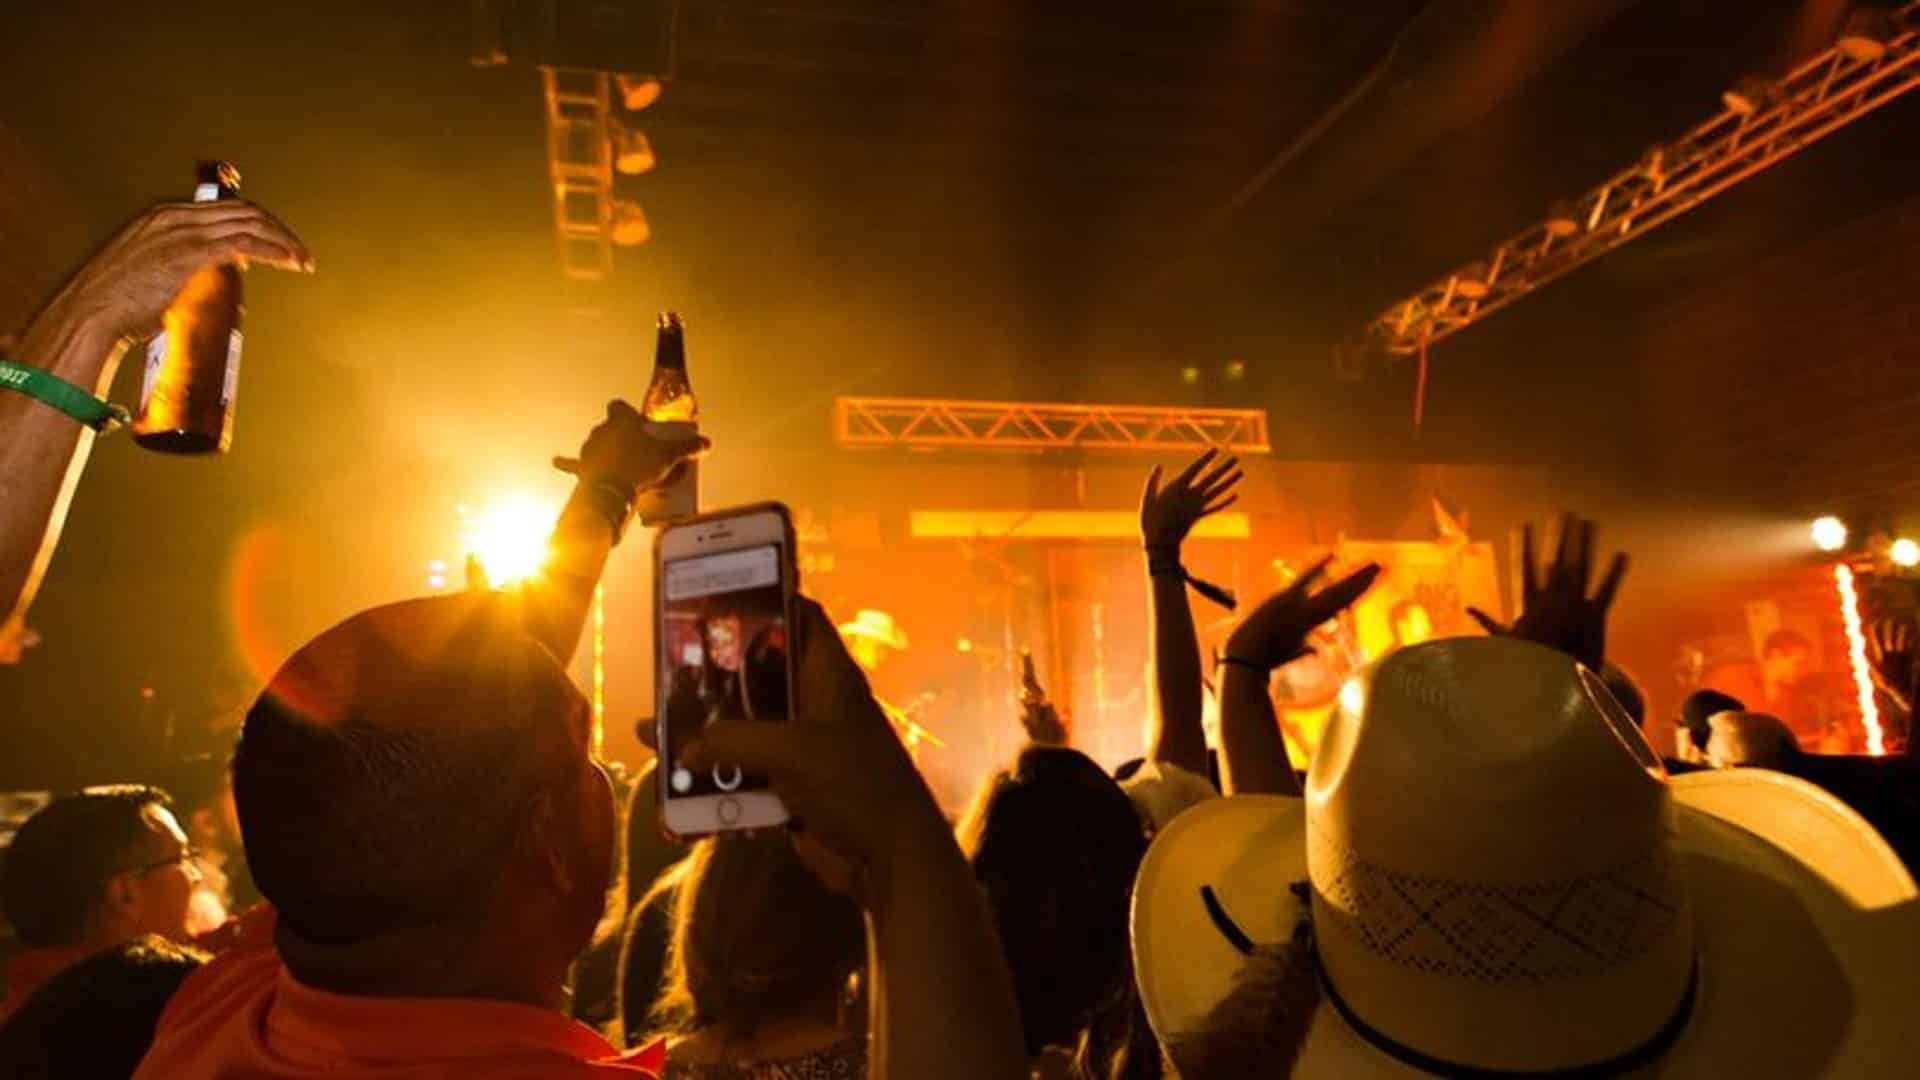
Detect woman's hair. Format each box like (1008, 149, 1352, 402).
(957, 745, 1158, 1080)
(644, 832, 866, 1042)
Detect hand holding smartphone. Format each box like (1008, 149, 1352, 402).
(655, 503, 796, 838)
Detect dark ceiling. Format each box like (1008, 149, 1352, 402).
(4, 0, 1910, 434)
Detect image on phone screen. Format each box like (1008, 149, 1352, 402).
(660, 543, 790, 800)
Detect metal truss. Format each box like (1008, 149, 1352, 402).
(834, 397, 1270, 453)
(540, 67, 615, 281)
(1370, 2, 1920, 353)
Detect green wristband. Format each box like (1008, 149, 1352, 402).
(0, 358, 130, 433)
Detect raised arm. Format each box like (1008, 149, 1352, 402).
(1, 201, 310, 661)
(1467, 513, 1627, 674)
(1217, 559, 1378, 797)
(1140, 449, 1242, 778)
(686, 599, 1026, 1080)
(517, 400, 705, 665)
(1866, 617, 1918, 766)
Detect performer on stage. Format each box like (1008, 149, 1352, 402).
(836, 608, 944, 757)
(837, 609, 909, 674)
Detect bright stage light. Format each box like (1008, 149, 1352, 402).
(1811, 515, 1849, 552)
(1835, 564, 1887, 756)
(460, 494, 558, 586)
(1893, 538, 1920, 568)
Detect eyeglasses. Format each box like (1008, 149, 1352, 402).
(117, 848, 201, 880)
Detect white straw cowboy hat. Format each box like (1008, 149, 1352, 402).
(836, 609, 908, 651)
(1133, 637, 1919, 1078)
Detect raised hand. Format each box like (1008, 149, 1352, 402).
(552, 399, 708, 495)
(682, 597, 942, 880)
(1017, 649, 1067, 745)
(1141, 448, 1242, 551)
(464, 553, 493, 593)
(1868, 617, 1917, 710)
(1226, 558, 1381, 672)
(58, 199, 313, 344)
(1468, 514, 1627, 673)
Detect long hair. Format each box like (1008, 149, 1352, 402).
(958, 746, 1158, 1080)
(644, 833, 866, 1043)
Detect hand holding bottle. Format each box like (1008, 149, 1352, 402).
(552, 399, 709, 496)
(61, 198, 310, 345)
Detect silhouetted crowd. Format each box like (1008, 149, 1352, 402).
(3, 198, 1918, 1080)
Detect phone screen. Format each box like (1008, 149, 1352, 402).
(659, 543, 791, 800)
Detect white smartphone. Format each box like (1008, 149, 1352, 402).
(655, 502, 796, 839)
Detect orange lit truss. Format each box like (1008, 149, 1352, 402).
(540, 67, 616, 281)
(1370, 0, 1920, 353)
(833, 397, 1270, 454)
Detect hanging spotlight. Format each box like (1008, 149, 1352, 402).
(1838, 7, 1896, 63)
(1452, 262, 1492, 300)
(1544, 199, 1583, 238)
(1641, 144, 1669, 184)
(1892, 538, 1920, 567)
(610, 199, 651, 246)
(1179, 365, 1202, 386)
(1812, 515, 1850, 552)
(1224, 359, 1248, 381)
(1722, 74, 1781, 116)
(617, 74, 663, 111)
(610, 121, 656, 175)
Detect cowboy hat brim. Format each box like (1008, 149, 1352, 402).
(1133, 773, 1919, 1078)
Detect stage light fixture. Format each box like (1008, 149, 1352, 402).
(1812, 515, 1849, 552)
(610, 199, 652, 246)
(618, 74, 663, 111)
(1839, 7, 1895, 62)
(610, 121, 656, 175)
(1453, 262, 1492, 299)
(1180, 365, 1201, 385)
(1892, 538, 1920, 567)
(1224, 359, 1247, 381)
(1722, 74, 1780, 116)
(1544, 200, 1582, 238)
(461, 494, 559, 586)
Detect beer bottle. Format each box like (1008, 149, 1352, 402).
(132, 161, 245, 454)
(636, 311, 699, 523)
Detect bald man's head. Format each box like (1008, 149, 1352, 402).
(234, 594, 591, 946)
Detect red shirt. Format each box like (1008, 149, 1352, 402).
(0, 943, 93, 1023)
(133, 916, 662, 1079)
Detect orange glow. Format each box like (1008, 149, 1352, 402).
(228, 525, 306, 690)
(460, 494, 558, 586)
(1835, 564, 1886, 756)
(911, 510, 1250, 540)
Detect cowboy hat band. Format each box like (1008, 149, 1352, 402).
(1199, 880, 1701, 1078)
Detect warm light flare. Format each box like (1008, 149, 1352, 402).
(460, 494, 559, 586)
(1812, 515, 1849, 552)
(1892, 538, 1920, 568)
(1834, 564, 1887, 756)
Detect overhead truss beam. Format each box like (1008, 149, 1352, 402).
(834, 397, 1270, 453)
(540, 67, 615, 281)
(1369, 2, 1920, 353)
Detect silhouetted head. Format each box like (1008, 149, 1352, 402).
(234, 593, 613, 996)
(959, 745, 1154, 1075)
(648, 832, 866, 1041)
(1681, 689, 1747, 752)
(2, 786, 197, 950)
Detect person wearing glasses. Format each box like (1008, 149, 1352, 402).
(1, 785, 199, 1021)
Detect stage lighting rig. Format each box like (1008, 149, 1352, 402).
(1367, 0, 1920, 357)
